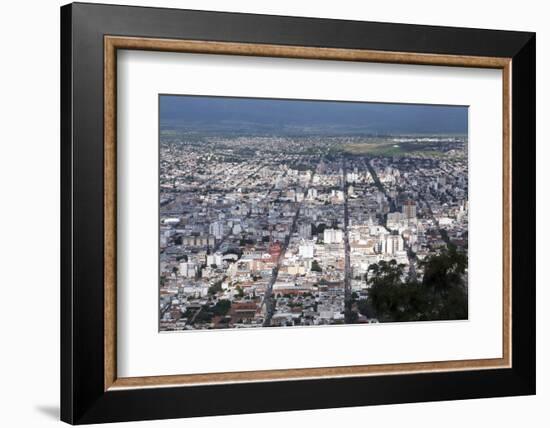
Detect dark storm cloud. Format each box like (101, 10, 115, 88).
(160, 95, 467, 135)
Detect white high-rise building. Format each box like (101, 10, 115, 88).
(209, 221, 224, 240)
(324, 228, 343, 244)
(298, 223, 312, 239)
(330, 189, 344, 202)
(387, 212, 406, 230)
(346, 172, 359, 183)
(179, 262, 198, 278)
(385, 235, 404, 255)
(298, 244, 315, 259)
(206, 252, 223, 268)
(402, 200, 417, 219)
(307, 188, 318, 200)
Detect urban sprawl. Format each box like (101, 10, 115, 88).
(160, 133, 468, 330)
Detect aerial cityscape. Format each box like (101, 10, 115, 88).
(159, 95, 469, 331)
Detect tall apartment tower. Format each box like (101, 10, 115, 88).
(298, 223, 312, 239)
(402, 199, 417, 219)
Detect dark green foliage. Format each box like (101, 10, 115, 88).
(211, 300, 231, 316)
(366, 248, 467, 322)
(208, 279, 223, 295)
(345, 308, 358, 323)
(356, 299, 376, 318)
(311, 260, 322, 272)
(194, 308, 213, 323)
(420, 246, 468, 320)
(190, 300, 232, 325)
(421, 246, 466, 292)
(312, 223, 327, 236)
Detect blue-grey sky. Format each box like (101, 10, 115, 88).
(160, 95, 467, 135)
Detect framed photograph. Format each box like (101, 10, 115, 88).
(61, 2, 535, 424)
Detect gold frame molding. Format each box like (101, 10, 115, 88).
(104, 36, 512, 391)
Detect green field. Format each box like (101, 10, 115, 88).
(340, 140, 458, 158)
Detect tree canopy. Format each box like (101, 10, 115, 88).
(365, 248, 467, 322)
(311, 260, 322, 272)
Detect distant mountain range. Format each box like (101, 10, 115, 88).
(160, 95, 468, 136)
